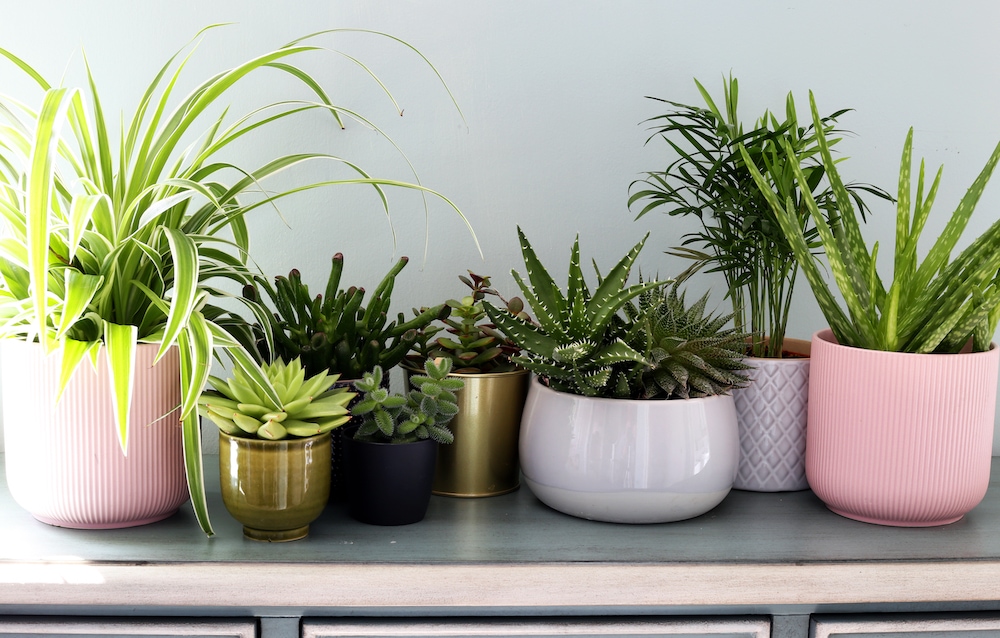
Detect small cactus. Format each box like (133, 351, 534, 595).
(352, 359, 464, 444)
(198, 357, 355, 440)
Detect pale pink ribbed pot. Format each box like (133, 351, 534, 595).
(806, 329, 999, 527)
(2, 340, 188, 529)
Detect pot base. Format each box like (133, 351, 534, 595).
(827, 507, 964, 528)
(243, 524, 310, 542)
(433, 484, 519, 498)
(32, 510, 179, 530)
(525, 478, 730, 524)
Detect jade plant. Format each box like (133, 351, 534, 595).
(743, 92, 1000, 354)
(629, 75, 891, 357)
(483, 228, 662, 397)
(198, 357, 354, 440)
(352, 359, 463, 444)
(244, 254, 446, 379)
(405, 272, 526, 373)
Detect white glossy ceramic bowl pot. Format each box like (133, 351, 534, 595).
(519, 377, 740, 523)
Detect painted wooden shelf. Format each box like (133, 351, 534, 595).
(1, 454, 999, 617)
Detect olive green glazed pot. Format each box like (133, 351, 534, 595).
(219, 431, 331, 541)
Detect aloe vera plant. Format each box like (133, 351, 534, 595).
(743, 92, 1000, 353)
(0, 26, 474, 535)
(484, 228, 662, 397)
(630, 75, 891, 358)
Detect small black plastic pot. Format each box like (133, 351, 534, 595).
(344, 435, 438, 526)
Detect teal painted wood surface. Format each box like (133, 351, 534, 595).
(1, 455, 998, 565)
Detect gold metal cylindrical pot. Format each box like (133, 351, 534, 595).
(426, 368, 530, 497)
(219, 431, 331, 541)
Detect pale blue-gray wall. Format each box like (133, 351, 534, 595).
(1, 0, 999, 451)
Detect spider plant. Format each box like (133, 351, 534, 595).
(743, 92, 1000, 353)
(629, 75, 891, 357)
(0, 26, 475, 535)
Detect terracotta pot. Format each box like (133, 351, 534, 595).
(1, 340, 188, 529)
(219, 430, 330, 541)
(806, 329, 999, 526)
(519, 378, 739, 523)
(344, 435, 437, 526)
(403, 367, 529, 498)
(733, 337, 811, 492)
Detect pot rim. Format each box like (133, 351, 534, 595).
(218, 429, 332, 449)
(402, 363, 530, 379)
(813, 328, 998, 359)
(528, 374, 733, 405)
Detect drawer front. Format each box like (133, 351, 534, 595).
(303, 617, 770, 638)
(0, 618, 256, 638)
(812, 614, 1000, 638)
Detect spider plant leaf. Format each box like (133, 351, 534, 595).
(155, 227, 198, 363)
(177, 328, 212, 536)
(55, 338, 99, 403)
(67, 194, 108, 261)
(28, 88, 77, 351)
(103, 320, 138, 455)
(178, 309, 213, 421)
(56, 270, 103, 339)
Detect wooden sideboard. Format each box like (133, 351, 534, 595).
(2, 454, 1000, 638)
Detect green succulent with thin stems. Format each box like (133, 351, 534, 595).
(406, 272, 526, 374)
(245, 253, 445, 380)
(352, 358, 462, 444)
(199, 357, 354, 440)
(622, 282, 751, 399)
(742, 92, 1000, 354)
(483, 228, 663, 398)
(629, 75, 891, 358)
(0, 26, 475, 535)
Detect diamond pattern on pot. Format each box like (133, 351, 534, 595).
(732, 356, 810, 492)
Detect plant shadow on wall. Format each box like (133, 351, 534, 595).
(484, 229, 751, 524)
(629, 75, 893, 493)
(742, 92, 1000, 527)
(0, 25, 476, 536)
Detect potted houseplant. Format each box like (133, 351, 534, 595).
(242, 253, 446, 498)
(484, 228, 750, 523)
(744, 92, 1000, 526)
(0, 28, 471, 535)
(345, 359, 463, 525)
(404, 272, 530, 498)
(198, 357, 354, 541)
(629, 75, 891, 492)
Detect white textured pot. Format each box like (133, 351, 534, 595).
(519, 378, 739, 523)
(2, 340, 188, 529)
(732, 337, 811, 492)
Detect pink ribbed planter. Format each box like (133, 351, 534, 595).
(806, 329, 998, 527)
(2, 340, 188, 529)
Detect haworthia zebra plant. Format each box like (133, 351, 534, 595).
(743, 92, 1000, 354)
(623, 282, 751, 400)
(483, 228, 662, 397)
